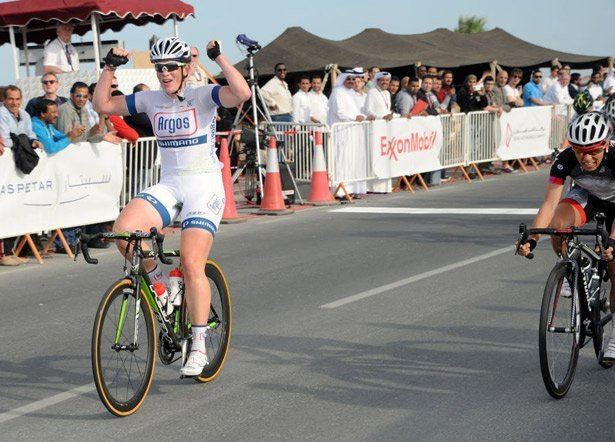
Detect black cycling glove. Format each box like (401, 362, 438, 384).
(104, 49, 129, 69)
(527, 239, 537, 251)
(207, 41, 222, 61)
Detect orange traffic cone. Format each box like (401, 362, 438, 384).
(308, 131, 337, 205)
(218, 134, 247, 224)
(257, 136, 294, 216)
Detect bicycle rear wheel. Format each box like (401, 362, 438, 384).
(180, 260, 232, 383)
(539, 261, 580, 399)
(92, 279, 156, 416)
(592, 280, 614, 368)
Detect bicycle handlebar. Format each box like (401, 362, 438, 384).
(516, 213, 610, 260)
(75, 227, 171, 265)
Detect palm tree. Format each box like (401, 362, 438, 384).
(455, 16, 487, 34)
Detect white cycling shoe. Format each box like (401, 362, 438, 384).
(180, 350, 209, 377)
(603, 338, 615, 364)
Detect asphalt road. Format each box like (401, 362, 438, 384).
(1, 170, 614, 441)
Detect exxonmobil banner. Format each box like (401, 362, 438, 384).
(496, 106, 552, 161)
(370, 117, 443, 179)
(0, 142, 123, 238)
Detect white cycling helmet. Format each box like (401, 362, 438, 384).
(604, 94, 615, 126)
(567, 111, 610, 149)
(150, 37, 191, 63)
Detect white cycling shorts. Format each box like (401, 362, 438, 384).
(135, 172, 225, 236)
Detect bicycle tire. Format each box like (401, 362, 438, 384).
(92, 278, 156, 416)
(539, 261, 580, 399)
(180, 260, 232, 383)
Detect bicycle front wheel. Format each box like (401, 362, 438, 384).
(539, 261, 580, 399)
(92, 278, 156, 416)
(181, 260, 232, 383)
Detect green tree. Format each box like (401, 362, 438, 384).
(455, 16, 487, 34)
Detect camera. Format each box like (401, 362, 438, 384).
(236, 34, 261, 53)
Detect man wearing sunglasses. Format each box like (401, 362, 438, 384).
(518, 112, 615, 361)
(186, 47, 209, 88)
(93, 37, 250, 377)
(523, 70, 547, 107)
(25, 72, 68, 117)
(261, 62, 293, 122)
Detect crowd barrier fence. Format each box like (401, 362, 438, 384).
(258, 122, 329, 183)
(117, 105, 574, 205)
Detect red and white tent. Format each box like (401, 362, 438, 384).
(0, 0, 195, 78)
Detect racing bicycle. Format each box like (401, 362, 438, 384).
(517, 213, 613, 399)
(75, 228, 232, 417)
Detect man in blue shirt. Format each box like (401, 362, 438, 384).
(31, 99, 81, 153)
(523, 70, 547, 107)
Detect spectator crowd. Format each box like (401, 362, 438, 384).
(0, 23, 156, 266)
(260, 58, 615, 128)
(2, 20, 615, 265)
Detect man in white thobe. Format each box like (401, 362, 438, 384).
(327, 71, 367, 198)
(364, 72, 394, 193)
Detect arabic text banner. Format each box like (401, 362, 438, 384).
(0, 142, 123, 238)
(370, 117, 443, 179)
(496, 106, 552, 161)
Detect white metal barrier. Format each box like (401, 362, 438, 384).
(440, 113, 467, 168)
(115, 105, 573, 206)
(260, 122, 329, 182)
(329, 122, 375, 186)
(549, 104, 573, 153)
(464, 111, 498, 166)
(119, 137, 160, 208)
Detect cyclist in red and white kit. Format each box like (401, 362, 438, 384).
(93, 38, 250, 376)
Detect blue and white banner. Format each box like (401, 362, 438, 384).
(0, 142, 123, 238)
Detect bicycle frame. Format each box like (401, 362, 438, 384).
(113, 247, 223, 352)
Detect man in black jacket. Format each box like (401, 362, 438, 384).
(456, 74, 488, 112)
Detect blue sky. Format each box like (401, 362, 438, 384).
(0, 0, 613, 84)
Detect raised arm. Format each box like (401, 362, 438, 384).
(207, 41, 251, 108)
(93, 48, 130, 116)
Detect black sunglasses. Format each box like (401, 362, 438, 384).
(277, 68, 287, 72)
(154, 63, 185, 73)
(42, 80, 57, 85)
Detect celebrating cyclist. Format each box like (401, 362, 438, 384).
(93, 38, 250, 376)
(518, 111, 615, 361)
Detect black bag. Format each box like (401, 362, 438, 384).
(10, 132, 39, 174)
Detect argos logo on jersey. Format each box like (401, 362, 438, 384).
(154, 108, 198, 138)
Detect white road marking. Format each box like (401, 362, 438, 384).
(0, 383, 95, 424)
(330, 207, 539, 215)
(321, 245, 517, 309)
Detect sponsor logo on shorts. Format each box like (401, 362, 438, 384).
(207, 195, 224, 215)
(557, 164, 564, 170)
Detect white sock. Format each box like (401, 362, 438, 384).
(191, 325, 208, 355)
(147, 264, 166, 285)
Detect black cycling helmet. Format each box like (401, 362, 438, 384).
(572, 89, 594, 115)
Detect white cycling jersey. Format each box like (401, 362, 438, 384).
(125, 84, 226, 234)
(125, 84, 222, 175)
